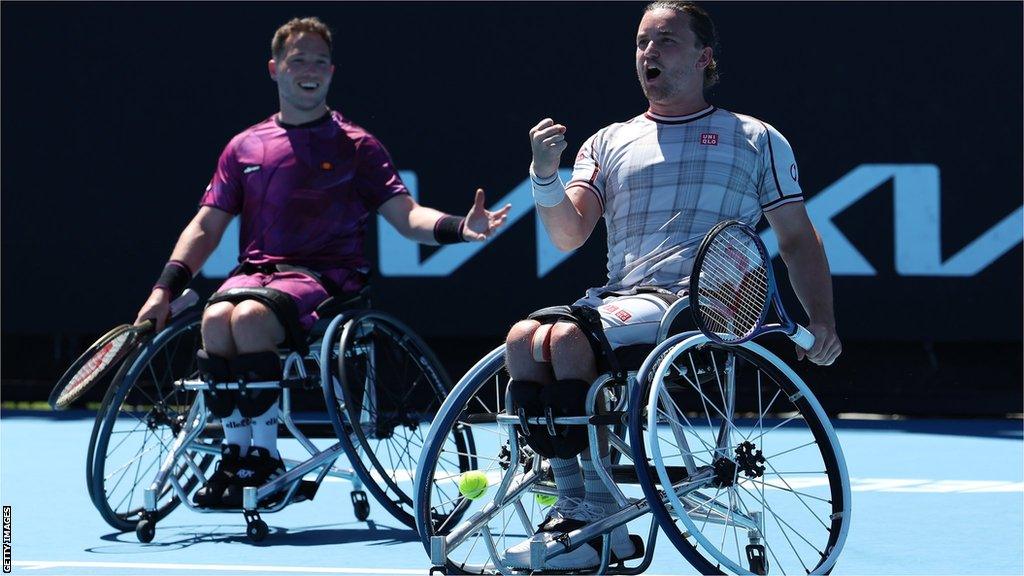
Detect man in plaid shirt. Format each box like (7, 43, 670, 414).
(503, 1, 842, 569)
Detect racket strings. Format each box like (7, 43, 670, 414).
(697, 230, 770, 341)
(66, 332, 132, 395)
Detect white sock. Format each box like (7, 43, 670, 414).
(221, 408, 251, 449)
(250, 404, 280, 458)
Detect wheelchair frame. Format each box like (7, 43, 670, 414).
(90, 304, 452, 543)
(414, 296, 851, 575)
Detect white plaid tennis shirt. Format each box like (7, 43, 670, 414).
(569, 105, 803, 299)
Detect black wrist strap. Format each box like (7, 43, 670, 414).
(434, 215, 467, 244)
(154, 260, 193, 296)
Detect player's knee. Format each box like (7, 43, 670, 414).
(202, 302, 234, 331)
(548, 322, 588, 356)
(506, 320, 540, 359)
(231, 301, 285, 345)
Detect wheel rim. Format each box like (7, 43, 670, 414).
(416, 347, 560, 575)
(330, 313, 459, 528)
(90, 314, 215, 531)
(637, 335, 850, 574)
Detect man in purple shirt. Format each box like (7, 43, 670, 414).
(134, 17, 509, 508)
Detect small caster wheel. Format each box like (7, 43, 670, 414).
(136, 519, 155, 543)
(246, 519, 269, 542)
(351, 490, 370, 521)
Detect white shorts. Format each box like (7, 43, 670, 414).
(573, 291, 680, 349)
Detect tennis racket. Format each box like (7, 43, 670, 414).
(690, 220, 815, 350)
(48, 289, 201, 410)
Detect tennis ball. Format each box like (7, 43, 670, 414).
(458, 470, 489, 500)
(534, 493, 558, 507)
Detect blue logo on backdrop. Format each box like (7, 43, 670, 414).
(200, 165, 1023, 279)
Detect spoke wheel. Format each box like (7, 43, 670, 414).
(631, 334, 851, 575)
(89, 313, 216, 532)
(416, 347, 564, 575)
(325, 312, 459, 528)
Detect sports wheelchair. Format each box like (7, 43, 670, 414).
(413, 297, 851, 575)
(86, 287, 466, 542)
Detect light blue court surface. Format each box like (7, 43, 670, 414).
(1, 413, 1021, 575)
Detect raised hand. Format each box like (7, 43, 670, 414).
(529, 118, 568, 179)
(463, 188, 511, 242)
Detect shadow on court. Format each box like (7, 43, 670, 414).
(86, 520, 417, 553)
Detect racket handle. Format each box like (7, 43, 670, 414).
(791, 325, 815, 351)
(169, 289, 200, 316)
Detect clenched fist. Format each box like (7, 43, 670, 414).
(530, 118, 568, 179)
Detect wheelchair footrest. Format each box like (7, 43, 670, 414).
(293, 479, 320, 503)
(613, 534, 645, 564)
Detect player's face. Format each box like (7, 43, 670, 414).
(636, 9, 711, 106)
(270, 32, 334, 113)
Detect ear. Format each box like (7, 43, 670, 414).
(268, 58, 278, 81)
(696, 46, 713, 71)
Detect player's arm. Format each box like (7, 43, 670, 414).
(530, 119, 602, 251)
(378, 190, 511, 245)
(135, 206, 234, 329)
(763, 202, 841, 365)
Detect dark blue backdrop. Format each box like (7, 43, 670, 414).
(3, 2, 1021, 414)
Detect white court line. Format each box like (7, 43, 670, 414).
(323, 471, 1024, 493)
(13, 561, 686, 576)
(13, 561, 424, 574)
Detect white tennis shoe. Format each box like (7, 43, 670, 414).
(504, 498, 636, 570)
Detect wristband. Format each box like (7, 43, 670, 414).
(154, 260, 193, 296)
(530, 165, 567, 207)
(433, 215, 468, 244)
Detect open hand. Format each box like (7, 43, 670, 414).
(463, 189, 511, 241)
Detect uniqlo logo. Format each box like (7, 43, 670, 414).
(700, 133, 718, 145)
(600, 304, 620, 313)
(615, 309, 632, 322)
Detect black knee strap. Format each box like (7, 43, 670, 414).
(509, 380, 591, 459)
(197, 350, 236, 418)
(207, 287, 308, 354)
(231, 352, 282, 418)
(527, 305, 625, 382)
(541, 380, 591, 458)
(509, 381, 555, 457)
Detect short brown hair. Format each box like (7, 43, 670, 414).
(271, 17, 333, 60)
(645, 1, 720, 89)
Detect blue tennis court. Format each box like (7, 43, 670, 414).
(2, 411, 1020, 575)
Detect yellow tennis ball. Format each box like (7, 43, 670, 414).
(458, 471, 489, 500)
(535, 493, 558, 507)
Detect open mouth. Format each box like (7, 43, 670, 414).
(645, 67, 662, 81)
(298, 81, 321, 92)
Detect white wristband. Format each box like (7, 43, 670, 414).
(530, 165, 567, 208)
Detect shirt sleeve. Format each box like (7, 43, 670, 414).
(355, 134, 411, 211)
(199, 139, 243, 214)
(757, 122, 804, 212)
(567, 131, 608, 213)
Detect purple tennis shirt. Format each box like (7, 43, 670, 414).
(200, 110, 409, 293)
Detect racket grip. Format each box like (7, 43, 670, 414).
(169, 289, 200, 317)
(791, 325, 815, 351)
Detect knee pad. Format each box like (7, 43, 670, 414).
(508, 380, 555, 458)
(540, 379, 591, 458)
(231, 352, 282, 418)
(197, 350, 235, 418)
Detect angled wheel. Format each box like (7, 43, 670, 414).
(88, 312, 217, 531)
(415, 346, 563, 575)
(323, 311, 460, 528)
(630, 334, 851, 575)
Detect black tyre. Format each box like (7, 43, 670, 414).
(324, 312, 462, 528)
(89, 312, 216, 531)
